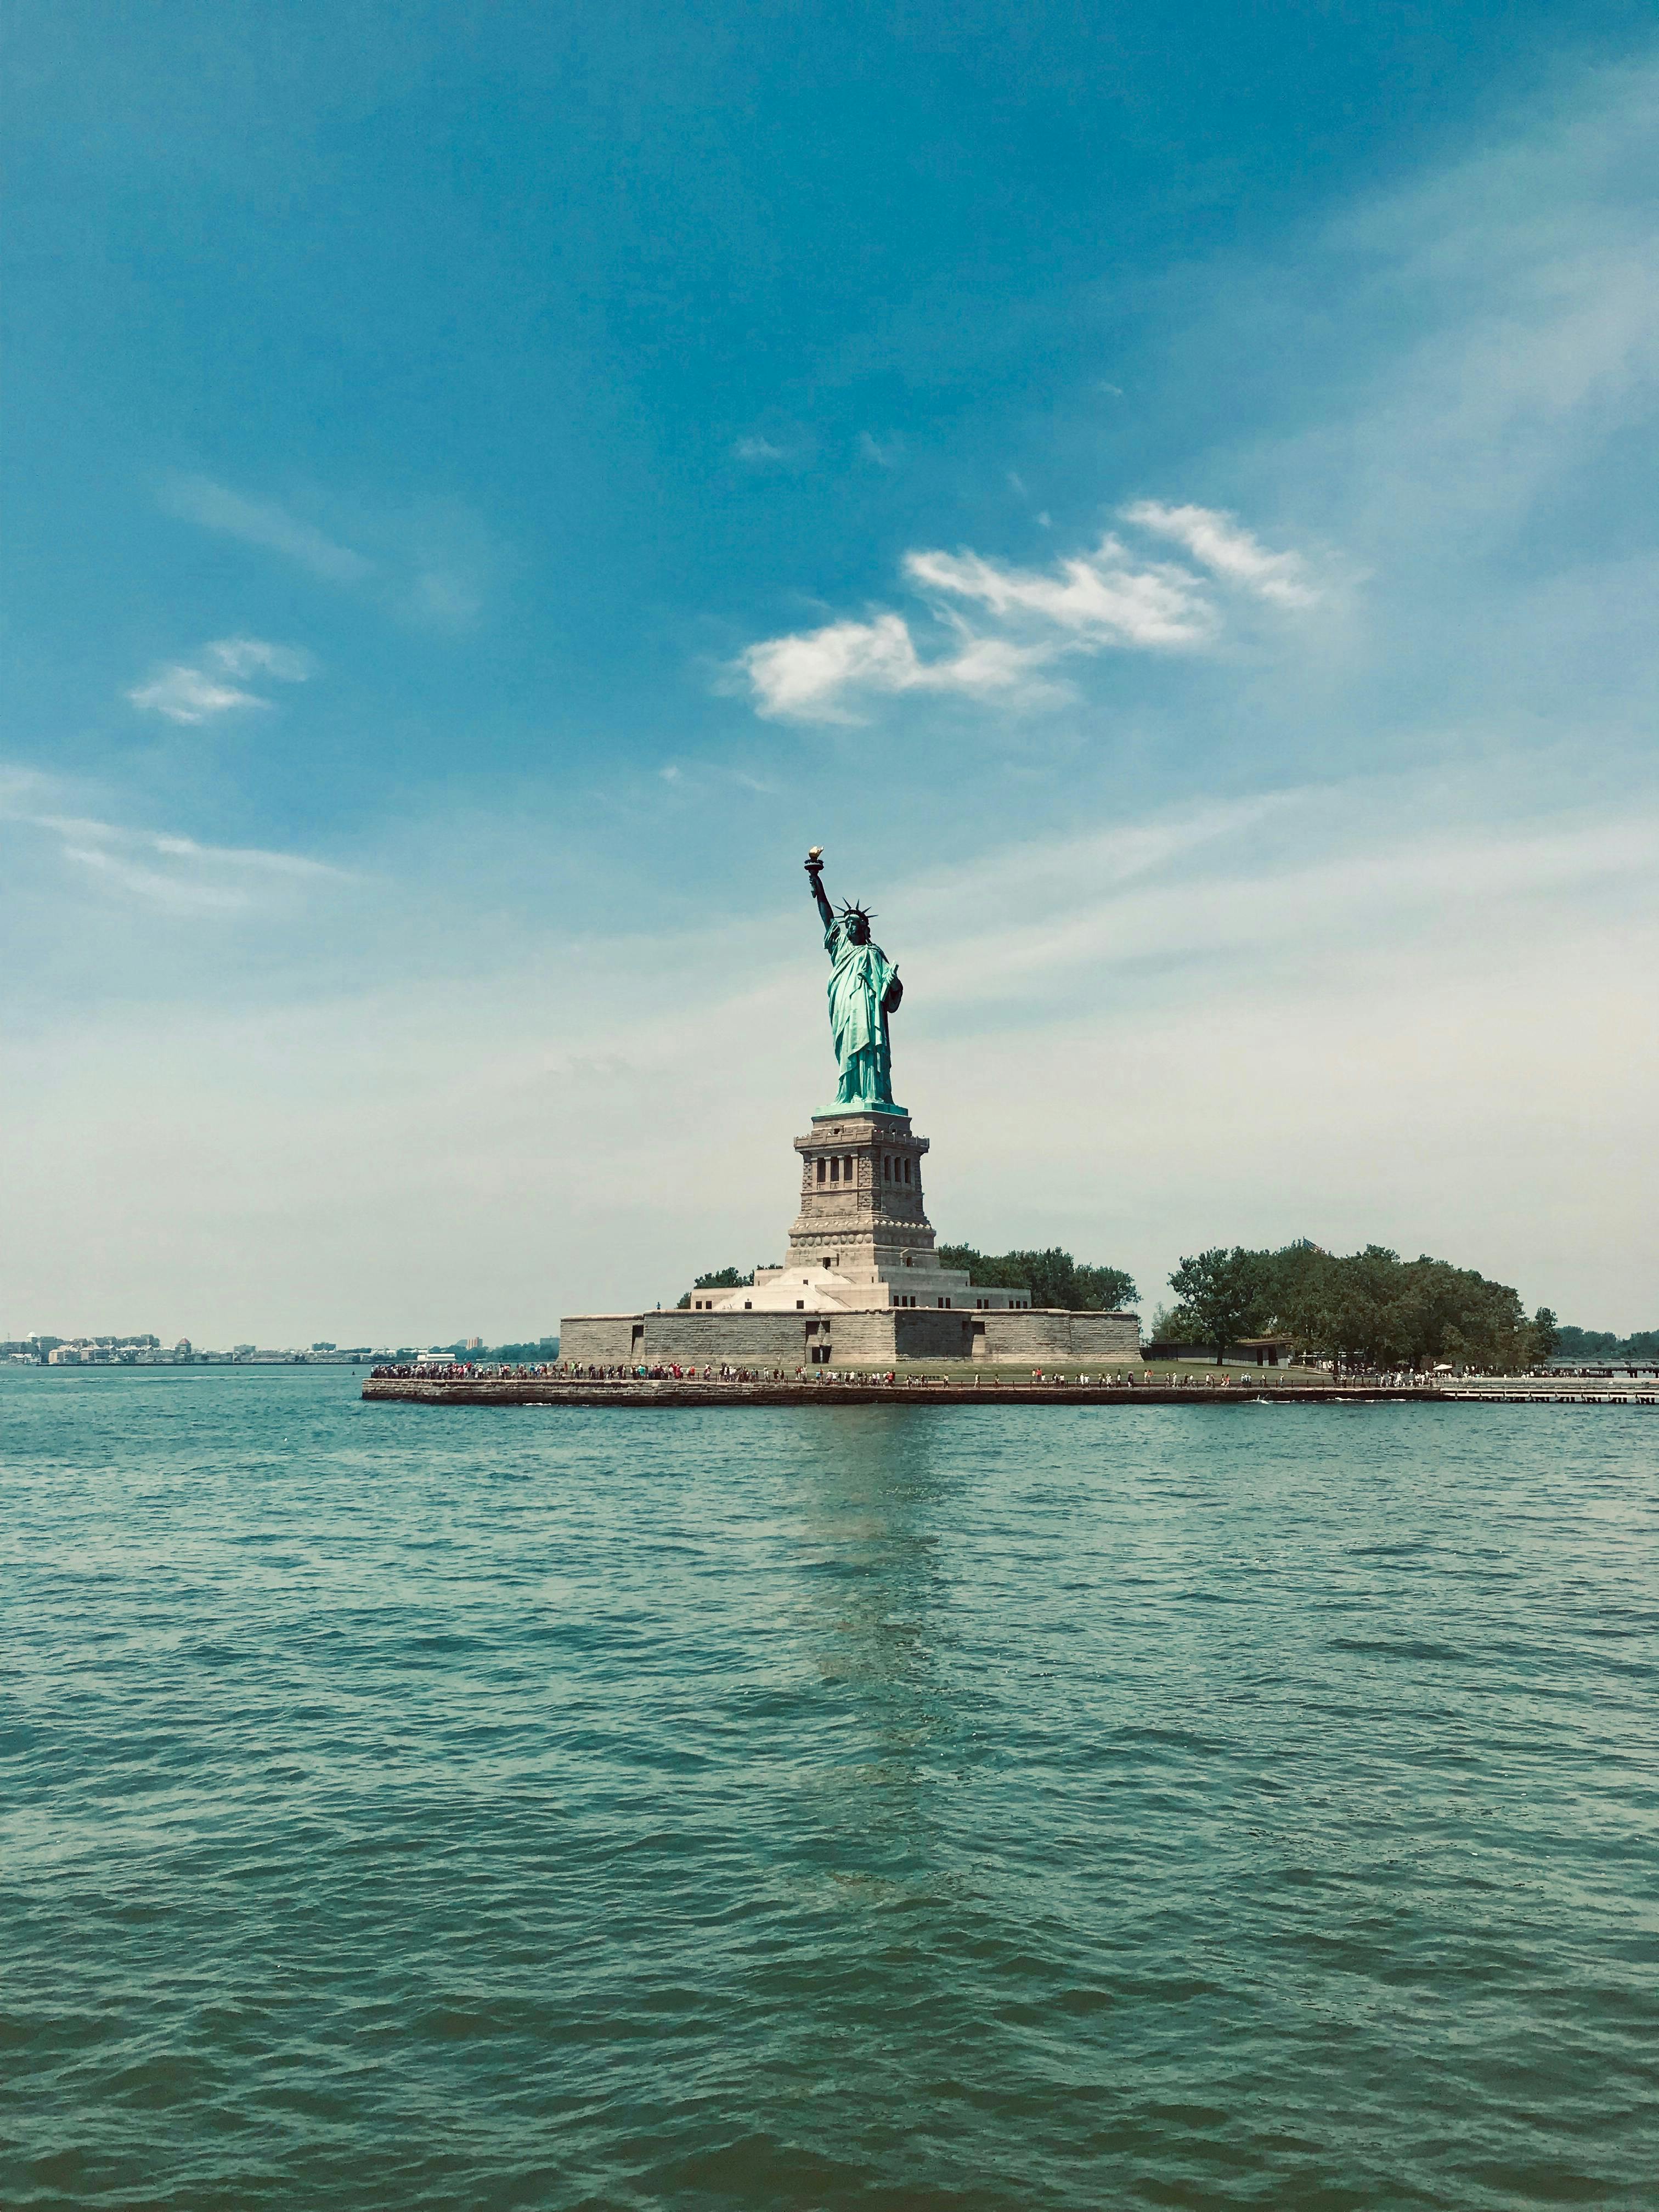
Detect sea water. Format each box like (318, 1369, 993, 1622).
(3, 1365, 1655, 2210)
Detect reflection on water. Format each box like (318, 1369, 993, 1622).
(783, 1412, 958, 1898)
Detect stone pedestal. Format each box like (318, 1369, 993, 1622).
(562, 1098, 1140, 1365)
(786, 1110, 936, 1280)
(676, 1114, 1030, 1319)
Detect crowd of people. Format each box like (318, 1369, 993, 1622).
(363, 1358, 1650, 1390)
(369, 1361, 560, 1380)
(370, 1361, 1395, 1389)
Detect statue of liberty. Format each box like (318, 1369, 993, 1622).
(804, 847, 904, 1113)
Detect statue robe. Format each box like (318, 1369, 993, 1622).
(824, 917, 898, 1108)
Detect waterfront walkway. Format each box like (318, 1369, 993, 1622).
(364, 1371, 1659, 1409)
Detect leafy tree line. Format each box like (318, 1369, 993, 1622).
(1157, 1244, 1558, 1372)
(1551, 1324, 1659, 1361)
(675, 1266, 754, 1310)
(935, 1245, 1138, 1311)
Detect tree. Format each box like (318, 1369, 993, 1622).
(1554, 1324, 1659, 1361)
(1556, 1325, 1624, 1358)
(1167, 1248, 1265, 1363)
(1530, 1307, 1561, 1362)
(675, 1266, 754, 1309)
(1074, 1260, 1139, 1311)
(1249, 1242, 1544, 1374)
(935, 1243, 1137, 1310)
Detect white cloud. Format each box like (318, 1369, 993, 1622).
(859, 431, 902, 468)
(737, 524, 1243, 721)
(127, 637, 314, 722)
(906, 535, 1215, 645)
(1120, 501, 1320, 607)
(160, 475, 375, 584)
(733, 436, 789, 464)
(126, 664, 267, 724)
(206, 636, 314, 681)
(741, 614, 917, 722)
(740, 612, 1056, 723)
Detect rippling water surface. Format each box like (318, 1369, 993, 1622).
(4, 1367, 1656, 2209)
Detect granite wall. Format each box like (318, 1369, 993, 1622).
(560, 1307, 1141, 1367)
(977, 1310, 1141, 1362)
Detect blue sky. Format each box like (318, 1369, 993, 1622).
(4, 1, 1656, 1342)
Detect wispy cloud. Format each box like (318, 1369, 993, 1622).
(139, 830, 340, 876)
(858, 431, 903, 469)
(59, 843, 256, 912)
(126, 665, 267, 724)
(737, 507, 1317, 721)
(126, 636, 314, 723)
(653, 759, 783, 797)
(2, 778, 348, 911)
(733, 436, 789, 464)
(157, 475, 492, 633)
(160, 475, 375, 584)
(1120, 502, 1321, 607)
(207, 636, 314, 681)
(907, 790, 1659, 1010)
(906, 536, 1214, 645)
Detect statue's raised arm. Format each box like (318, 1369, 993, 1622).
(803, 846, 904, 1114)
(804, 846, 834, 933)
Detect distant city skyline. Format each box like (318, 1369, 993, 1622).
(2, 1331, 500, 1364)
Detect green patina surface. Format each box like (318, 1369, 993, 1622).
(822, 912, 902, 1112)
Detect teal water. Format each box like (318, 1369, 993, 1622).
(3, 1368, 1656, 2210)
